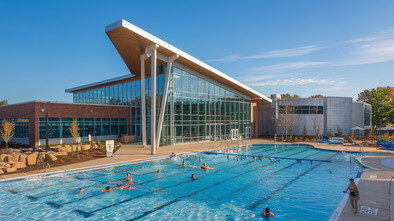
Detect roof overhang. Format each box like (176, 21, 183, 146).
(105, 19, 271, 103)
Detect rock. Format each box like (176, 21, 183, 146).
(25, 151, 32, 154)
(72, 145, 81, 152)
(38, 152, 45, 162)
(82, 145, 91, 151)
(5, 167, 17, 173)
(54, 152, 67, 156)
(46, 153, 57, 162)
(0, 154, 6, 162)
(26, 153, 38, 166)
(93, 144, 99, 149)
(19, 154, 28, 164)
(7, 154, 19, 162)
(0, 169, 4, 174)
(58, 145, 72, 153)
(11, 162, 26, 169)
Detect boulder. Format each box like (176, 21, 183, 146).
(0, 154, 6, 162)
(7, 154, 20, 162)
(54, 152, 67, 156)
(19, 154, 28, 164)
(93, 144, 99, 149)
(4, 162, 11, 168)
(25, 151, 32, 154)
(82, 145, 91, 151)
(58, 145, 72, 153)
(5, 167, 17, 173)
(71, 145, 81, 152)
(0, 169, 4, 174)
(11, 162, 26, 169)
(26, 152, 38, 166)
(46, 153, 57, 162)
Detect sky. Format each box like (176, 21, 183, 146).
(0, 0, 393, 104)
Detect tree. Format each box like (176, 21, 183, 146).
(337, 124, 342, 136)
(276, 99, 298, 139)
(303, 123, 307, 136)
(312, 115, 322, 137)
(69, 118, 80, 159)
(281, 93, 300, 98)
(357, 86, 394, 126)
(0, 99, 7, 106)
(0, 120, 15, 151)
(309, 94, 324, 98)
(328, 128, 333, 137)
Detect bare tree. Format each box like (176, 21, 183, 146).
(69, 118, 80, 159)
(275, 99, 297, 139)
(313, 115, 322, 137)
(0, 120, 15, 151)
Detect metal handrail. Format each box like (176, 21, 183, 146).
(390, 176, 394, 221)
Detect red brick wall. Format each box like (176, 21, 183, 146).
(0, 101, 130, 147)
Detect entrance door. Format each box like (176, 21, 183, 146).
(245, 127, 251, 139)
(231, 129, 239, 140)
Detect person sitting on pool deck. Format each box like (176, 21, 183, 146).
(262, 207, 275, 217)
(101, 186, 112, 192)
(125, 173, 133, 183)
(77, 188, 85, 194)
(190, 174, 199, 180)
(343, 178, 360, 213)
(200, 163, 213, 169)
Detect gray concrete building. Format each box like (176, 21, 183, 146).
(257, 94, 372, 136)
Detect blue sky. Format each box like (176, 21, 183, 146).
(0, 0, 393, 104)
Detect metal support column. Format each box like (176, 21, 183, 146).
(156, 55, 178, 148)
(149, 44, 159, 154)
(140, 53, 150, 148)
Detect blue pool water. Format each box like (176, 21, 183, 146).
(0, 144, 370, 220)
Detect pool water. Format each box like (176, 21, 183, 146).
(0, 144, 366, 220)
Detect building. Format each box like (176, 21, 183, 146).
(257, 94, 372, 136)
(0, 19, 272, 152)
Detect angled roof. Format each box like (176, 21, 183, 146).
(104, 19, 271, 102)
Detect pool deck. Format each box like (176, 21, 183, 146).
(1, 139, 394, 221)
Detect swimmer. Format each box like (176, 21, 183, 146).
(187, 164, 190, 167)
(194, 154, 197, 158)
(141, 165, 144, 169)
(199, 157, 202, 162)
(157, 170, 160, 174)
(186, 154, 189, 157)
(131, 167, 134, 170)
(77, 187, 85, 194)
(250, 214, 255, 218)
(262, 207, 275, 217)
(101, 186, 112, 192)
(200, 163, 213, 170)
(125, 173, 133, 183)
(253, 156, 256, 161)
(268, 157, 273, 162)
(245, 156, 249, 159)
(236, 156, 240, 161)
(122, 169, 125, 172)
(171, 152, 176, 157)
(343, 178, 360, 213)
(190, 173, 199, 180)
(212, 157, 215, 161)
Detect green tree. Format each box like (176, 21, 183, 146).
(303, 123, 307, 136)
(357, 86, 394, 126)
(281, 93, 300, 98)
(337, 124, 342, 136)
(309, 94, 324, 98)
(328, 128, 333, 137)
(0, 99, 7, 106)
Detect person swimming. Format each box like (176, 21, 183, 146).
(194, 154, 197, 158)
(200, 163, 213, 170)
(101, 186, 112, 192)
(181, 161, 186, 167)
(131, 167, 135, 170)
(199, 157, 202, 162)
(253, 156, 256, 161)
(125, 173, 133, 183)
(190, 173, 199, 180)
(157, 170, 160, 174)
(236, 156, 240, 161)
(77, 187, 85, 194)
(262, 207, 275, 217)
(212, 157, 215, 161)
(141, 165, 144, 169)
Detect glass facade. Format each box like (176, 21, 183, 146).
(0, 118, 29, 139)
(279, 105, 323, 114)
(364, 105, 372, 126)
(39, 117, 127, 139)
(72, 63, 252, 145)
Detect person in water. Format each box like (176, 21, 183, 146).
(343, 178, 360, 213)
(125, 173, 133, 183)
(102, 186, 112, 192)
(77, 187, 85, 194)
(130, 167, 134, 170)
(262, 207, 275, 217)
(212, 157, 215, 161)
(157, 170, 160, 174)
(141, 165, 144, 169)
(199, 157, 202, 162)
(181, 161, 186, 167)
(190, 174, 199, 180)
(200, 163, 212, 169)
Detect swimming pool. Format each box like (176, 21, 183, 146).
(0, 144, 367, 220)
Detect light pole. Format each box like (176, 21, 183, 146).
(45, 102, 49, 152)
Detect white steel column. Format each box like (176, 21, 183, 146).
(149, 44, 159, 155)
(140, 53, 150, 147)
(156, 55, 179, 148)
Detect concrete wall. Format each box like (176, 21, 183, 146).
(324, 97, 353, 136)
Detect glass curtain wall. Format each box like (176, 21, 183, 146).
(0, 118, 29, 139)
(71, 64, 252, 145)
(39, 117, 127, 139)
